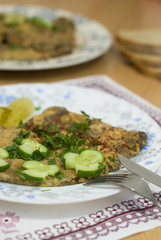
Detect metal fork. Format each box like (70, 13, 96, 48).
(85, 173, 161, 209)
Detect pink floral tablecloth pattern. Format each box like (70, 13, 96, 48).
(1, 75, 161, 240)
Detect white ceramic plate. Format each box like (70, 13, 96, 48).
(0, 83, 161, 204)
(0, 5, 112, 71)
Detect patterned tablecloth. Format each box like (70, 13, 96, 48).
(1, 75, 161, 240)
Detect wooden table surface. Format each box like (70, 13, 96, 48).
(0, 0, 161, 239)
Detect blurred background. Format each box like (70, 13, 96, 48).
(0, 0, 161, 109)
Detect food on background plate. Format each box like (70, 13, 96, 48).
(0, 106, 148, 187)
(117, 29, 161, 78)
(0, 13, 75, 60)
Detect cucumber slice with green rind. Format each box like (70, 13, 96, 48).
(22, 160, 44, 169)
(41, 165, 59, 176)
(22, 139, 48, 153)
(18, 138, 48, 158)
(64, 152, 79, 169)
(16, 169, 48, 182)
(0, 158, 10, 172)
(0, 147, 9, 159)
(64, 149, 105, 177)
(18, 144, 34, 158)
(21, 139, 33, 145)
(21, 160, 59, 179)
(75, 162, 99, 172)
(79, 150, 104, 164)
(76, 164, 105, 177)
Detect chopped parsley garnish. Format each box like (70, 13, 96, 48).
(54, 133, 85, 149)
(55, 172, 64, 180)
(108, 156, 115, 162)
(13, 137, 22, 145)
(48, 158, 56, 165)
(81, 110, 90, 118)
(10, 45, 21, 50)
(6, 142, 17, 151)
(34, 124, 86, 152)
(69, 121, 90, 134)
(68, 110, 102, 135)
(43, 134, 57, 149)
(33, 124, 60, 135)
(52, 25, 58, 31)
(30, 149, 50, 161)
(41, 189, 51, 192)
(6, 143, 21, 159)
(15, 170, 26, 179)
(18, 120, 24, 128)
(68, 110, 91, 134)
(34, 106, 42, 111)
(13, 130, 31, 145)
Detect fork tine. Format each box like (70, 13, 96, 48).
(105, 174, 129, 179)
(85, 174, 129, 185)
(85, 176, 108, 185)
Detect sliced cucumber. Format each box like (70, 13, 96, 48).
(0, 148, 10, 171)
(79, 150, 104, 164)
(75, 162, 98, 176)
(0, 158, 10, 172)
(64, 149, 105, 177)
(21, 139, 33, 144)
(23, 160, 59, 177)
(31, 17, 52, 28)
(42, 165, 59, 176)
(21, 139, 48, 153)
(76, 164, 105, 177)
(16, 169, 48, 182)
(21, 139, 47, 152)
(64, 152, 79, 170)
(20, 160, 60, 181)
(18, 138, 48, 158)
(18, 144, 34, 158)
(75, 150, 105, 177)
(22, 160, 44, 169)
(0, 147, 9, 159)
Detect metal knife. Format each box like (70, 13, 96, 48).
(118, 154, 161, 188)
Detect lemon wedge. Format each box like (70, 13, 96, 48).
(0, 107, 12, 125)
(4, 97, 34, 126)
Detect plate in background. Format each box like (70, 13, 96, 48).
(0, 5, 112, 70)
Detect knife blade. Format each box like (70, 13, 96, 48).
(118, 154, 161, 188)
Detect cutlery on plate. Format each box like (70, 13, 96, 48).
(85, 173, 161, 209)
(118, 154, 161, 188)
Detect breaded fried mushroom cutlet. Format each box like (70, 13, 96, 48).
(0, 107, 147, 187)
(0, 13, 75, 60)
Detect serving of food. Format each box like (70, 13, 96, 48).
(0, 13, 75, 60)
(0, 105, 147, 187)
